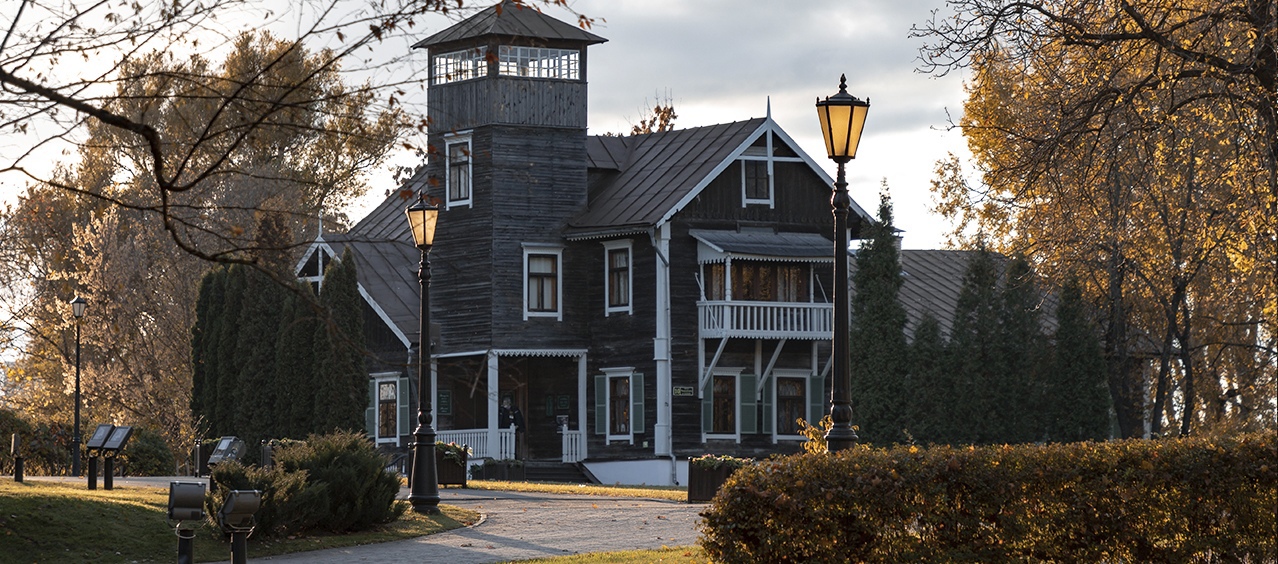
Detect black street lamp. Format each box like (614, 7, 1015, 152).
(816, 74, 869, 453)
(70, 296, 87, 476)
(405, 193, 441, 514)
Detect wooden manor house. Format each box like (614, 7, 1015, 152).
(295, 2, 893, 484)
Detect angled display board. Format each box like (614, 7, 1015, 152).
(102, 425, 133, 452)
(86, 424, 115, 450)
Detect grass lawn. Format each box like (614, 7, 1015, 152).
(0, 479, 478, 563)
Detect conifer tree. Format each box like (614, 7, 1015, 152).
(948, 247, 1002, 444)
(214, 265, 248, 437)
(1046, 278, 1112, 442)
(274, 283, 320, 439)
(233, 267, 287, 448)
(190, 268, 224, 434)
(997, 256, 1048, 443)
(849, 192, 911, 445)
(907, 312, 949, 444)
(313, 249, 368, 434)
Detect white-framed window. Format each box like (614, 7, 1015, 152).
(445, 134, 473, 208)
(523, 244, 563, 320)
(741, 159, 772, 206)
(595, 367, 644, 443)
(366, 372, 409, 445)
(701, 368, 751, 441)
(432, 47, 488, 85)
(603, 240, 631, 315)
(768, 369, 817, 440)
(498, 45, 580, 80)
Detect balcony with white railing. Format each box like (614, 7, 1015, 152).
(698, 300, 834, 340)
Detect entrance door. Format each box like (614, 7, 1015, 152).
(504, 357, 577, 461)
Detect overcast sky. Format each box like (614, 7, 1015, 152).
(1, 0, 973, 250)
(384, 0, 975, 249)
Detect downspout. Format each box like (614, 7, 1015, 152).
(648, 223, 677, 485)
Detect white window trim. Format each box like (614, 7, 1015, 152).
(705, 367, 745, 442)
(602, 367, 636, 444)
(522, 243, 563, 321)
(431, 46, 488, 85)
(602, 239, 632, 316)
(771, 369, 812, 442)
(740, 157, 774, 208)
(444, 133, 473, 209)
(372, 372, 401, 445)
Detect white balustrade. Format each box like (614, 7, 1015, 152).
(698, 301, 833, 339)
(561, 427, 585, 463)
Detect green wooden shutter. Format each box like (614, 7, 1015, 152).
(740, 373, 757, 434)
(762, 377, 774, 435)
(701, 376, 713, 434)
(630, 372, 645, 434)
(365, 379, 377, 438)
(808, 374, 826, 425)
(594, 374, 607, 435)
(398, 376, 411, 437)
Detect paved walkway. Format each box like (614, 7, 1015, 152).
(246, 488, 704, 563)
(26, 476, 705, 563)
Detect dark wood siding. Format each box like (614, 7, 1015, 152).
(428, 127, 496, 353)
(581, 235, 658, 454)
(429, 77, 589, 132)
(488, 125, 590, 349)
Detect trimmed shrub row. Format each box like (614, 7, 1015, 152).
(700, 432, 1276, 563)
(208, 431, 403, 537)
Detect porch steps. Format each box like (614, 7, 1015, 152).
(523, 461, 596, 484)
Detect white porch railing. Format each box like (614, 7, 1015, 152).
(436, 428, 487, 457)
(437, 428, 516, 460)
(698, 300, 833, 340)
(561, 427, 585, 463)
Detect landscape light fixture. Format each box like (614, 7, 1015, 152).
(168, 481, 205, 564)
(218, 489, 262, 564)
(405, 193, 441, 514)
(815, 75, 869, 453)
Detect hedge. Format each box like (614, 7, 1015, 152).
(699, 431, 1276, 563)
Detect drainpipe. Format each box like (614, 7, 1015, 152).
(649, 223, 676, 485)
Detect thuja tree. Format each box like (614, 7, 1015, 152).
(849, 192, 911, 445)
(907, 312, 950, 444)
(1044, 278, 1111, 442)
(997, 256, 1049, 443)
(313, 248, 368, 434)
(947, 247, 1005, 444)
(190, 253, 367, 442)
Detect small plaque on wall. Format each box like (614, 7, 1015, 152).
(437, 390, 452, 416)
(673, 386, 695, 397)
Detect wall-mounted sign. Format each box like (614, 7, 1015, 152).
(437, 390, 452, 416)
(673, 386, 695, 397)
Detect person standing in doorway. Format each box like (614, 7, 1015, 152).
(499, 397, 525, 459)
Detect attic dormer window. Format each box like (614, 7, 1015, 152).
(432, 47, 488, 85)
(498, 46, 579, 80)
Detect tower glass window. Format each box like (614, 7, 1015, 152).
(432, 47, 488, 84)
(498, 46, 579, 80)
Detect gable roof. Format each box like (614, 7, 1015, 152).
(853, 250, 1060, 340)
(568, 117, 872, 240)
(412, 0, 606, 49)
(293, 189, 423, 348)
